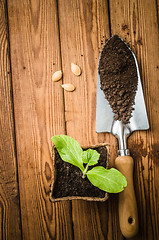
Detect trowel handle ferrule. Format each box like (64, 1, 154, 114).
(118, 149, 130, 156)
(115, 155, 139, 238)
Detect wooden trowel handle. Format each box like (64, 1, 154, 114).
(115, 155, 139, 238)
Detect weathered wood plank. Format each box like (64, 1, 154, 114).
(0, 0, 22, 239)
(58, 0, 122, 239)
(7, 0, 73, 239)
(109, 0, 159, 239)
(0, 1, 21, 239)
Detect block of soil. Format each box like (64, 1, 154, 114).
(99, 35, 138, 124)
(50, 144, 109, 202)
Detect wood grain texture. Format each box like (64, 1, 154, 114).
(0, 1, 22, 239)
(7, 0, 73, 239)
(109, 0, 159, 239)
(58, 0, 120, 239)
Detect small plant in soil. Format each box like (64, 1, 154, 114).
(51, 135, 127, 193)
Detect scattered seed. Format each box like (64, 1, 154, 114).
(71, 63, 81, 76)
(52, 70, 62, 82)
(61, 84, 75, 92)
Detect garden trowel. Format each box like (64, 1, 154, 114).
(96, 35, 149, 238)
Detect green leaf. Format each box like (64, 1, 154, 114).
(51, 135, 84, 172)
(82, 149, 100, 166)
(86, 167, 127, 193)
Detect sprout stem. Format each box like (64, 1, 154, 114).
(82, 163, 89, 178)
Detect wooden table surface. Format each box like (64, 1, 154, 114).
(0, 0, 159, 239)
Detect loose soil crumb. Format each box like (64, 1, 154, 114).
(122, 24, 128, 30)
(99, 35, 138, 124)
(52, 146, 108, 199)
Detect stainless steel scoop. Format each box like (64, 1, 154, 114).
(96, 35, 149, 238)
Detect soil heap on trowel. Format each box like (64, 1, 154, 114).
(99, 35, 138, 124)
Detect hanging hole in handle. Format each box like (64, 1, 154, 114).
(128, 216, 135, 224)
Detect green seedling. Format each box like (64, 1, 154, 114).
(51, 135, 127, 193)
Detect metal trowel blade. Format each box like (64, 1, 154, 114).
(96, 35, 149, 134)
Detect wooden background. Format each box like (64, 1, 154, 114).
(0, 0, 159, 239)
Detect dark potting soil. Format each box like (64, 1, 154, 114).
(51, 146, 108, 199)
(99, 35, 138, 124)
